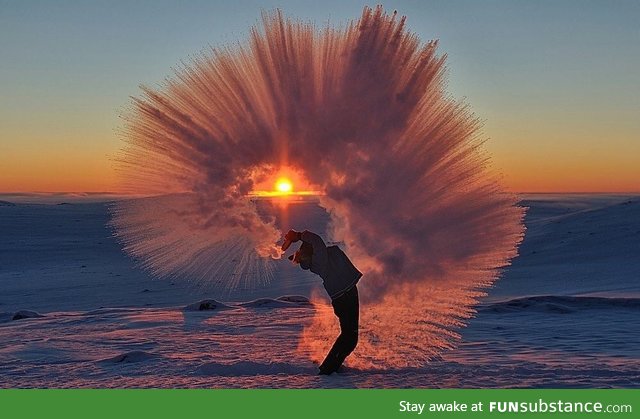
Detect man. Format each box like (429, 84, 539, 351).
(281, 229, 362, 375)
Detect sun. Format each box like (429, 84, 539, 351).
(275, 177, 293, 194)
(247, 168, 321, 198)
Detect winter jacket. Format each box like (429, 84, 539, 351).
(301, 230, 362, 299)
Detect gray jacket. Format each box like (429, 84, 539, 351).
(301, 231, 362, 299)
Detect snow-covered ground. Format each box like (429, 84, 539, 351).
(1, 194, 639, 387)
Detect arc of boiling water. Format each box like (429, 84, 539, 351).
(111, 6, 525, 368)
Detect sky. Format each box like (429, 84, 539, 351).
(1, 0, 638, 193)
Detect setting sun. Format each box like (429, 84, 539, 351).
(275, 177, 293, 194)
(248, 168, 322, 199)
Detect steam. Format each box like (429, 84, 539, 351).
(111, 6, 525, 367)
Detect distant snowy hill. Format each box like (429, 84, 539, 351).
(1, 194, 638, 388)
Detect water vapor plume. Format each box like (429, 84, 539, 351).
(111, 6, 525, 367)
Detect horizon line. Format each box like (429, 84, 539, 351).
(2, 191, 640, 196)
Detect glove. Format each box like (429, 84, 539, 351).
(281, 229, 302, 251)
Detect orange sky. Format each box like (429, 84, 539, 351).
(2, 157, 638, 194)
(1, 3, 638, 195)
(2, 71, 637, 195)
(2, 129, 639, 194)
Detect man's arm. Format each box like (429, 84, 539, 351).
(300, 230, 329, 272)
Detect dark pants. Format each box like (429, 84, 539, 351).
(319, 285, 359, 374)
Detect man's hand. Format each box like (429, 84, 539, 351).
(281, 229, 302, 251)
